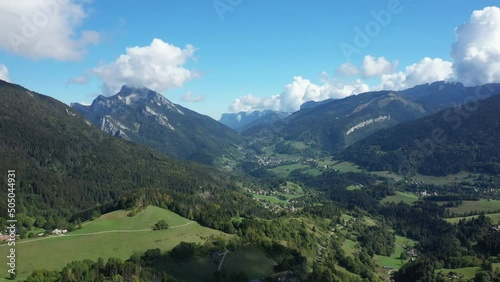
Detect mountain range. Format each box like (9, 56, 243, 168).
(243, 82, 500, 154)
(3, 67, 500, 282)
(72, 86, 243, 166)
(341, 92, 500, 176)
(219, 110, 291, 132)
(0, 80, 264, 227)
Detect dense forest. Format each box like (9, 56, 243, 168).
(2, 80, 500, 281)
(288, 168, 500, 281)
(0, 81, 267, 235)
(341, 94, 500, 176)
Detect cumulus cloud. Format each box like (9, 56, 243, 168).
(228, 55, 455, 113)
(336, 56, 397, 78)
(452, 6, 500, 86)
(0, 64, 10, 82)
(181, 91, 204, 103)
(0, 0, 99, 61)
(377, 57, 454, 90)
(231, 7, 500, 113)
(362, 55, 398, 77)
(336, 63, 360, 76)
(229, 94, 280, 113)
(229, 76, 370, 112)
(92, 38, 199, 95)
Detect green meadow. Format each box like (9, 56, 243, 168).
(447, 200, 500, 215)
(270, 163, 308, 177)
(374, 235, 417, 270)
(381, 191, 419, 205)
(0, 206, 230, 281)
(412, 171, 478, 186)
(435, 267, 480, 280)
(252, 181, 305, 204)
(445, 212, 500, 224)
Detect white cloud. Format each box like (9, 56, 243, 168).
(336, 63, 360, 76)
(452, 6, 500, 86)
(0, 0, 99, 61)
(92, 38, 199, 95)
(229, 76, 370, 113)
(362, 55, 398, 77)
(229, 94, 280, 113)
(377, 57, 454, 90)
(181, 91, 204, 103)
(0, 64, 10, 82)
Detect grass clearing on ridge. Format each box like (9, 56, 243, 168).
(0, 206, 230, 281)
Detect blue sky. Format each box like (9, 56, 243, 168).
(0, 0, 499, 119)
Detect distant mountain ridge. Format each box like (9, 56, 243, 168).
(340, 93, 500, 176)
(219, 110, 291, 132)
(401, 81, 500, 110)
(72, 86, 242, 165)
(244, 90, 428, 152)
(300, 98, 336, 110)
(243, 82, 500, 154)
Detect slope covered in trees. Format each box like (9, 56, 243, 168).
(0, 80, 265, 232)
(341, 93, 500, 176)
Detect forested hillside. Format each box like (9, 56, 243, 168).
(244, 91, 429, 153)
(341, 93, 500, 176)
(0, 81, 266, 233)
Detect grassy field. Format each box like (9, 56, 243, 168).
(445, 212, 500, 224)
(381, 191, 419, 205)
(412, 171, 478, 186)
(370, 171, 405, 182)
(269, 158, 362, 177)
(252, 182, 304, 204)
(317, 158, 340, 167)
(75, 206, 192, 233)
(303, 168, 323, 176)
(0, 206, 230, 281)
(447, 200, 500, 215)
(435, 267, 480, 279)
(331, 161, 363, 173)
(26, 228, 45, 237)
(361, 216, 378, 226)
(367, 170, 479, 186)
(346, 185, 361, 191)
(261, 145, 275, 158)
(374, 235, 417, 269)
(287, 141, 308, 150)
(341, 214, 355, 221)
(270, 163, 308, 177)
(254, 194, 287, 204)
(282, 181, 304, 194)
(342, 239, 358, 257)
